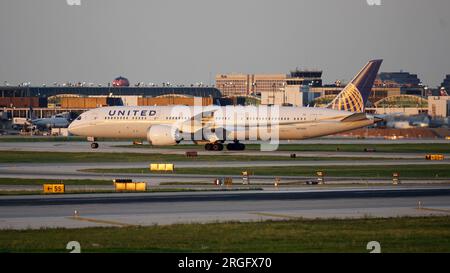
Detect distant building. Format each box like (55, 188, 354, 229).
(253, 74, 286, 96)
(306, 85, 402, 107)
(286, 70, 322, 87)
(376, 72, 424, 97)
(215, 73, 286, 97)
(215, 69, 322, 98)
(0, 86, 222, 99)
(440, 75, 450, 94)
(428, 96, 450, 118)
(367, 94, 428, 116)
(378, 72, 421, 87)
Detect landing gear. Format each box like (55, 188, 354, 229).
(87, 137, 98, 149)
(226, 141, 245, 151)
(205, 142, 223, 151)
(91, 142, 99, 149)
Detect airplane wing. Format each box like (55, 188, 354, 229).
(175, 107, 220, 133)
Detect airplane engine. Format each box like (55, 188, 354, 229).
(146, 125, 182, 146)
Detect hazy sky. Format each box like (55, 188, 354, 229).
(0, 0, 449, 87)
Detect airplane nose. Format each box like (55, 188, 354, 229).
(68, 121, 80, 135)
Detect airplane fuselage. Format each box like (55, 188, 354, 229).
(68, 105, 375, 141)
(68, 60, 382, 149)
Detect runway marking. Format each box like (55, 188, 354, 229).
(250, 212, 301, 220)
(67, 216, 136, 227)
(416, 207, 450, 214)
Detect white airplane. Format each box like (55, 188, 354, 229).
(31, 113, 71, 129)
(69, 60, 383, 150)
(18, 109, 72, 131)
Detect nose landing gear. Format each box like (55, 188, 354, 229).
(87, 137, 99, 149)
(91, 142, 99, 149)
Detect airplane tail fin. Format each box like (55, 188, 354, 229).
(327, 59, 382, 112)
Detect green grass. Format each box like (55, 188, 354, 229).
(0, 137, 132, 142)
(84, 164, 450, 178)
(0, 178, 111, 185)
(270, 143, 450, 153)
(117, 143, 450, 153)
(0, 190, 114, 196)
(0, 136, 85, 142)
(0, 216, 449, 252)
(0, 151, 397, 163)
(2, 136, 449, 153)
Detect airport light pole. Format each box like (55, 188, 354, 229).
(272, 83, 276, 105)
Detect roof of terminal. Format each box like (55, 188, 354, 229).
(0, 86, 222, 98)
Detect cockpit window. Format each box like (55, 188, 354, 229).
(76, 116, 82, 120)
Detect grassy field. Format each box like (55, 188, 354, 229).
(0, 190, 112, 196)
(1, 136, 449, 153)
(0, 178, 111, 185)
(117, 143, 450, 153)
(0, 137, 131, 142)
(0, 216, 449, 252)
(0, 151, 398, 163)
(0, 136, 85, 142)
(84, 164, 450, 178)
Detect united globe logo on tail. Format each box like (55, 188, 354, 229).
(327, 60, 382, 113)
(328, 83, 364, 113)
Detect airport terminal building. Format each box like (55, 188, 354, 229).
(0, 86, 222, 99)
(0, 86, 222, 120)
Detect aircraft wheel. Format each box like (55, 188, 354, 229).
(226, 143, 235, 151)
(212, 143, 223, 151)
(205, 143, 213, 151)
(226, 142, 245, 151)
(91, 142, 99, 149)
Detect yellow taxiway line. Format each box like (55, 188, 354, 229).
(67, 216, 136, 227)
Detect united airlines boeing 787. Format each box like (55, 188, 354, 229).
(68, 60, 382, 151)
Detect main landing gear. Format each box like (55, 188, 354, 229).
(226, 141, 245, 151)
(204, 142, 224, 151)
(205, 141, 245, 151)
(204, 141, 246, 151)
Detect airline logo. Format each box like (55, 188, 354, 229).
(108, 109, 157, 117)
(328, 83, 364, 113)
(326, 60, 381, 113)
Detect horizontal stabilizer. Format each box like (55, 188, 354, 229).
(341, 113, 368, 122)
